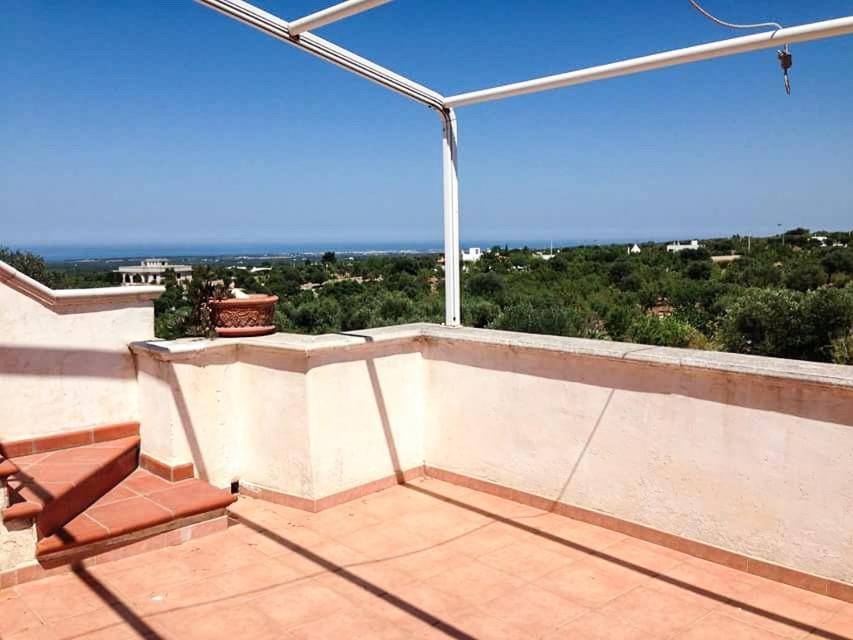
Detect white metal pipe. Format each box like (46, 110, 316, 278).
(197, 0, 443, 109)
(289, 0, 393, 36)
(440, 109, 461, 326)
(445, 16, 853, 108)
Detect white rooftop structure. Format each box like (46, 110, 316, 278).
(461, 247, 482, 263)
(115, 259, 193, 285)
(666, 240, 701, 253)
(196, 0, 853, 325)
(629, 244, 642, 254)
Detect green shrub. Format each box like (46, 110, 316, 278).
(604, 304, 642, 341)
(463, 298, 500, 328)
(290, 297, 342, 334)
(821, 248, 853, 277)
(376, 292, 415, 325)
(686, 260, 713, 281)
(624, 315, 705, 349)
(831, 332, 853, 364)
(724, 259, 782, 287)
(466, 272, 506, 300)
(717, 288, 853, 361)
(490, 303, 593, 338)
(784, 263, 827, 292)
(0, 247, 55, 286)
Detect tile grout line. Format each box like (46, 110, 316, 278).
(141, 494, 176, 518)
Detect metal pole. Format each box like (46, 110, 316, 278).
(288, 0, 394, 35)
(445, 16, 853, 108)
(440, 109, 461, 326)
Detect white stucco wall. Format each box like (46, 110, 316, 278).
(0, 261, 161, 440)
(132, 327, 426, 495)
(131, 324, 853, 585)
(135, 343, 242, 487)
(422, 328, 853, 585)
(239, 346, 312, 498)
(307, 346, 424, 498)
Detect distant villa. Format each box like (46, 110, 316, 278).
(461, 247, 482, 263)
(115, 258, 192, 285)
(666, 240, 701, 253)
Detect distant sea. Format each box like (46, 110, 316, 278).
(28, 243, 444, 262)
(27, 238, 649, 262)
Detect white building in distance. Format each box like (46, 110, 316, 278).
(115, 259, 193, 285)
(628, 244, 642, 254)
(461, 247, 482, 263)
(666, 240, 701, 253)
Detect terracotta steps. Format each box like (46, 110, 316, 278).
(4, 436, 140, 537)
(1, 426, 235, 563)
(37, 470, 235, 556)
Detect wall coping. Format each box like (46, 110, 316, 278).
(0, 260, 163, 308)
(130, 323, 853, 389)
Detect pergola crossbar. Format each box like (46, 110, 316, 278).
(197, 0, 853, 326)
(200, 0, 443, 109)
(288, 0, 394, 36)
(446, 16, 853, 107)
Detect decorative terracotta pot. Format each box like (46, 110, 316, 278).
(209, 295, 278, 337)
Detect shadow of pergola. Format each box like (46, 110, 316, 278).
(15, 338, 844, 639)
(65, 485, 850, 640)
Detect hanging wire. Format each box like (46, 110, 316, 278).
(687, 0, 791, 94)
(687, 0, 783, 32)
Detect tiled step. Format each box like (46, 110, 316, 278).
(37, 468, 236, 556)
(3, 436, 140, 537)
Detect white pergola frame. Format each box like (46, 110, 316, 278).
(198, 0, 853, 326)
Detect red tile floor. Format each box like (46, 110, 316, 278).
(1, 477, 851, 639)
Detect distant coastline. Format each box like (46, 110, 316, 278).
(25, 237, 667, 262)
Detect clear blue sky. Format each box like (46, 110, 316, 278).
(2, 0, 852, 252)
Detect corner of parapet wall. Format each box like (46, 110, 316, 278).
(0, 260, 164, 310)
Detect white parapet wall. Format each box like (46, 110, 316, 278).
(133, 323, 853, 586)
(0, 261, 163, 440)
(421, 327, 853, 585)
(131, 326, 427, 497)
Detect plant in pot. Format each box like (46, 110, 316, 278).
(209, 291, 279, 337)
(188, 267, 279, 338)
(187, 266, 232, 338)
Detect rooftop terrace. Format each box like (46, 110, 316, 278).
(3, 478, 852, 639)
(4, 1, 853, 636)
(1, 258, 852, 638)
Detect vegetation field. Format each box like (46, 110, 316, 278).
(4, 228, 853, 364)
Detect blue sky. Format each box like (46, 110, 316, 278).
(2, 0, 852, 252)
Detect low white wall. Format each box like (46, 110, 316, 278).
(131, 327, 426, 494)
(239, 346, 313, 498)
(306, 344, 425, 498)
(0, 261, 162, 440)
(136, 343, 242, 486)
(422, 327, 853, 585)
(131, 323, 853, 585)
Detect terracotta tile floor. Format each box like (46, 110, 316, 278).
(1, 477, 851, 639)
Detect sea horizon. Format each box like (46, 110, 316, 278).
(18, 235, 692, 262)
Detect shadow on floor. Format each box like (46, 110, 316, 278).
(74, 565, 164, 639)
(236, 514, 477, 639)
(403, 482, 849, 640)
(59, 483, 848, 640)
